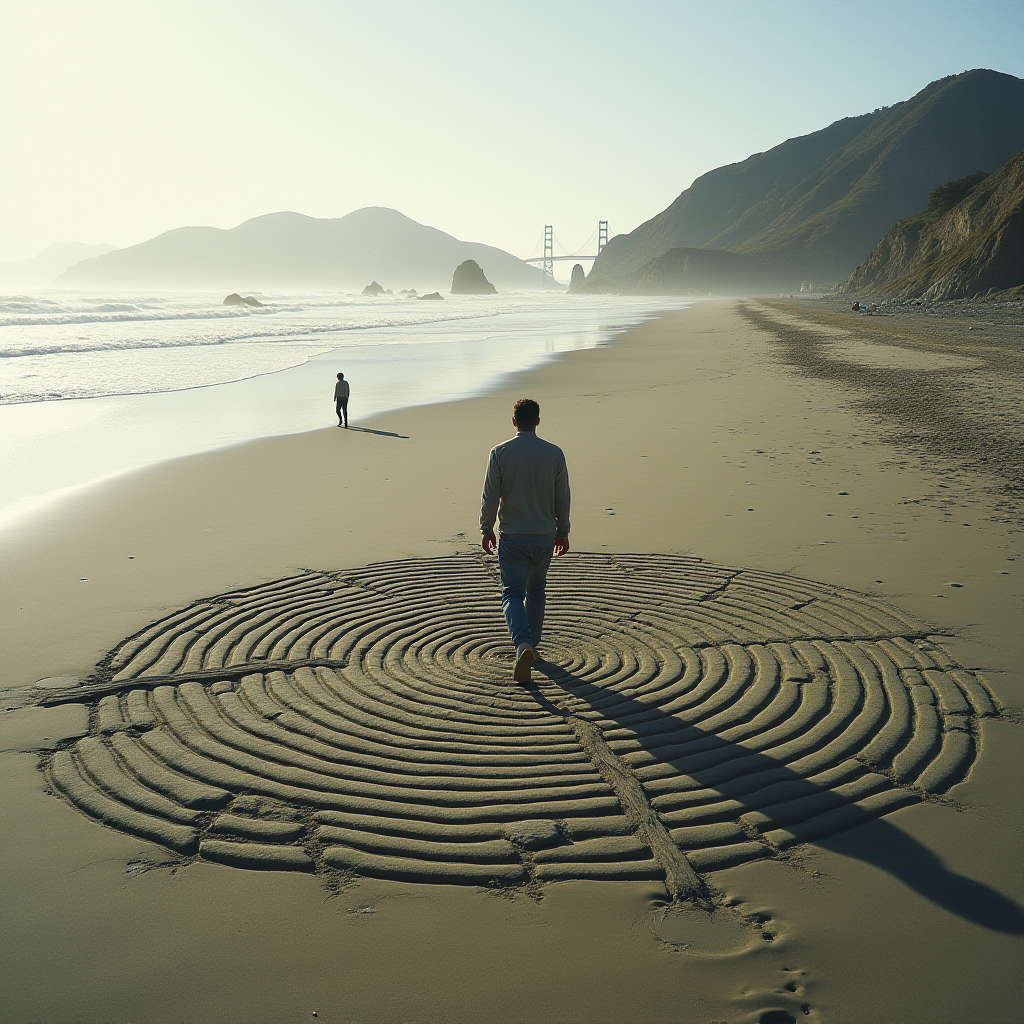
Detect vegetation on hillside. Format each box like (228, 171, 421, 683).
(926, 171, 990, 216)
(842, 150, 1024, 300)
(588, 70, 1024, 290)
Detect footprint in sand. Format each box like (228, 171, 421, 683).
(649, 902, 753, 954)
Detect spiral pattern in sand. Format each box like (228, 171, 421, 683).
(44, 554, 996, 893)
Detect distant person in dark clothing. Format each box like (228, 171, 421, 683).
(334, 373, 350, 427)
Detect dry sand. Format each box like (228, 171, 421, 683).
(0, 299, 1021, 1024)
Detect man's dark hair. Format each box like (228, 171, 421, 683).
(513, 398, 540, 430)
(337, 372, 344, 379)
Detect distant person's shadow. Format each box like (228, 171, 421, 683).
(527, 661, 1024, 934)
(343, 426, 409, 438)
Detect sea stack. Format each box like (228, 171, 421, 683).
(569, 264, 586, 293)
(362, 281, 386, 296)
(223, 293, 264, 306)
(450, 260, 497, 294)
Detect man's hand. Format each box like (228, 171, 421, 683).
(481, 530, 497, 555)
(554, 535, 570, 556)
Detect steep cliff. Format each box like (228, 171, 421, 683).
(843, 151, 1024, 300)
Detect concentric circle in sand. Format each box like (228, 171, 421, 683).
(44, 554, 996, 895)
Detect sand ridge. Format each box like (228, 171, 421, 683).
(38, 551, 999, 903)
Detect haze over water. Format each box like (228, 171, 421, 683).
(0, 291, 685, 523)
(0, 290, 666, 404)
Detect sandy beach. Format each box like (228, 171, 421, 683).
(1, 298, 1021, 1024)
(0, 292, 676, 524)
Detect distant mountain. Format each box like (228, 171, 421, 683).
(636, 248, 796, 295)
(842, 151, 1024, 301)
(588, 69, 1024, 289)
(0, 242, 115, 288)
(57, 208, 546, 291)
(582, 247, 795, 295)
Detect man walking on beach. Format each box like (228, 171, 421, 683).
(480, 398, 570, 684)
(334, 372, 350, 428)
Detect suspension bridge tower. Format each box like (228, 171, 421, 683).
(523, 221, 610, 280)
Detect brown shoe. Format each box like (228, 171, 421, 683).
(513, 644, 537, 684)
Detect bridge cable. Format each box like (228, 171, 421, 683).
(553, 225, 599, 259)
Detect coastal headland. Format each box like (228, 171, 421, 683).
(1, 299, 1021, 1024)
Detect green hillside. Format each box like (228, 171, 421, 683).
(583, 247, 795, 295)
(591, 108, 881, 282)
(589, 69, 1024, 288)
(842, 151, 1024, 300)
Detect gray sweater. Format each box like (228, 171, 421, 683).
(480, 432, 571, 537)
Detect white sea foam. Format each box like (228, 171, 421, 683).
(0, 289, 681, 405)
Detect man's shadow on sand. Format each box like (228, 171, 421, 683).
(340, 426, 409, 438)
(527, 661, 1024, 934)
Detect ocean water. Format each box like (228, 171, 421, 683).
(0, 290, 647, 404)
(0, 290, 683, 524)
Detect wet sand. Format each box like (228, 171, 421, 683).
(1, 299, 1021, 1024)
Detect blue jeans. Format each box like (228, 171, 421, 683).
(498, 531, 556, 650)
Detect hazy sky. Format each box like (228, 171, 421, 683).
(2, 0, 1022, 266)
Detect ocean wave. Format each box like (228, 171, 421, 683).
(0, 306, 261, 328)
(0, 292, 678, 406)
(0, 310, 504, 359)
(0, 342, 328, 406)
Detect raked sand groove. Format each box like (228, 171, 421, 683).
(40, 554, 998, 896)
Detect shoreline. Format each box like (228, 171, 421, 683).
(1, 299, 1020, 1023)
(0, 297, 681, 527)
